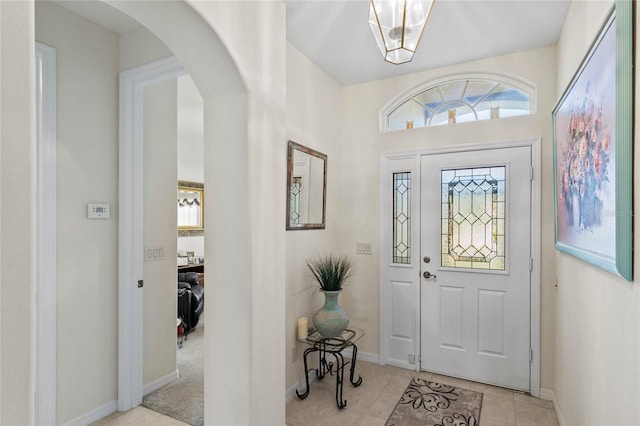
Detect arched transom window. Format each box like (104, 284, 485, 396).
(384, 75, 535, 131)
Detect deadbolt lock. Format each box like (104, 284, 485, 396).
(423, 256, 431, 263)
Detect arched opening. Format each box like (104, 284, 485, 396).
(32, 1, 286, 424)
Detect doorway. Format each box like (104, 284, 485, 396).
(420, 146, 531, 390)
(380, 141, 541, 396)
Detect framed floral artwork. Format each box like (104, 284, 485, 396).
(552, 0, 633, 281)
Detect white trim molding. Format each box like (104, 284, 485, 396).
(540, 388, 567, 426)
(62, 400, 117, 426)
(118, 56, 186, 411)
(143, 370, 179, 396)
(35, 41, 57, 426)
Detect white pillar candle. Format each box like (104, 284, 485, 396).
(297, 317, 308, 339)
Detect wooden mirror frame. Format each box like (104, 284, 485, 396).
(286, 141, 327, 230)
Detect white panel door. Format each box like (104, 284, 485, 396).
(420, 146, 531, 391)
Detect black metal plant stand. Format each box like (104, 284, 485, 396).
(296, 328, 364, 409)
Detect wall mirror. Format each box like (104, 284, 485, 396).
(178, 180, 204, 236)
(286, 140, 327, 230)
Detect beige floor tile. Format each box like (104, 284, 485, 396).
(358, 414, 387, 426)
(369, 391, 401, 420)
(90, 406, 186, 426)
(513, 392, 554, 410)
(480, 417, 515, 426)
(468, 382, 516, 401)
(514, 403, 559, 426)
(481, 395, 516, 422)
(381, 374, 412, 397)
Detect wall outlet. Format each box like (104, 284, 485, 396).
(356, 241, 373, 255)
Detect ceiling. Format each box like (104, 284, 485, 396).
(285, 0, 572, 86)
(54, 0, 572, 87)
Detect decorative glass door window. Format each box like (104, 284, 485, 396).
(441, 166, 506, 270)
(290, 176, 302, 225)
(393, 172, 411, 264)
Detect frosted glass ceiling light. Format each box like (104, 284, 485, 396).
(369, 0, 435, 65)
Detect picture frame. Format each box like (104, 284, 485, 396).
(552, 1, 633, 281)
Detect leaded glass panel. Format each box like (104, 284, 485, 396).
(441, 166, 506, 270)
(393, 172, 411, 264)
(290, 176, 302, 225)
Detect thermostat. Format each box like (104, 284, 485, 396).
(88, 203, 110, 219)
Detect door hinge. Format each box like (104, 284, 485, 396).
(137, 279, 144, 288)
(529, 348, 533, 363)
(529, 258, 533, 271)
(418, 354, 422, 364)
(530, 166, 534, 181)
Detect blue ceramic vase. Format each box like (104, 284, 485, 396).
(313, 290, 349, 338)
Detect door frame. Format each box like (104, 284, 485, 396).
(380, 138, 542, 397)
(118, 56, 186, 410)
(35, 41, 57, 426)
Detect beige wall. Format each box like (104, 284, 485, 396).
(555, 1, 640, 424)
(36, 4, 182, 422)
(35, 2, 120, 423)
(0, 1, 35, 424)
(285, 43, 345, 390)
(142, 79, 178, 387)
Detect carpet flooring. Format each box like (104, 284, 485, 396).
(143, 321, 204, 426)
(385, 378, 483, 426)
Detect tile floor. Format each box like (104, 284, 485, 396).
(93, 361, 558, 426)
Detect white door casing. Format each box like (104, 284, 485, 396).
(420, 146, 531, 391)
(380, 139, 541, 396)
(35, 42, 57, 426)
(118, 56, 186, 410)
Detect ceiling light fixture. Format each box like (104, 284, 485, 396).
(369, 0, 435, 65)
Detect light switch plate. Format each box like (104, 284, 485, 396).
(88, 203, 110, 219)
(356, 241, 372, 255)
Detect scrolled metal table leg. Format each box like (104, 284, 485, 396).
(332, 352, 347, 409)
(349, 344, 363, 387)
(296, 347, 317, 400)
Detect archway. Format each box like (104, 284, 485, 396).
(104, 1, 286, 424)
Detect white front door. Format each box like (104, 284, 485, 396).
(420, 146, 531, 390)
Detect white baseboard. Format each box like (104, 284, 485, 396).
(143, 370, 179, 396)
(339, 349, 380, 364)
(286, 373, 318, 402)
(540, 388, 566, 426)
(63, 399, 117, 426)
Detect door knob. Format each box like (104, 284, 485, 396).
(423, 271, 436, 279)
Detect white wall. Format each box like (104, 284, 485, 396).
(0, 1, 34, 424)
(142, 79, 178, 387)
(554, 1, 640, 424)
(340, 46, 558, 389)
(35, 2, 120, 423)
(285, 43, 345, 390)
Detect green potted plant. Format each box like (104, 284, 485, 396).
(307, 255, 354, 338)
